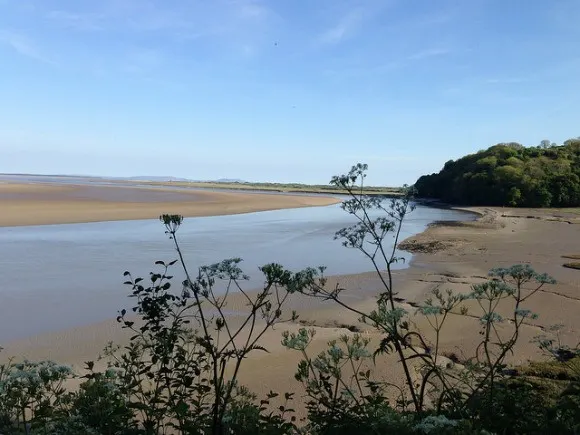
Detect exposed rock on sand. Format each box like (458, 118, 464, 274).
(398, 239, 454, 253)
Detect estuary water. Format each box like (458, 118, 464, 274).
(0, 203, 473, 341)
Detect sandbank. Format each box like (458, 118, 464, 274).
(0, 183, 340, 227)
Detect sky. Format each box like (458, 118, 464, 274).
(1, 0, 579, 185)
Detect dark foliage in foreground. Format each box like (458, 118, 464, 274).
(415, 138, 580, 207)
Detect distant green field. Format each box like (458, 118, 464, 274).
(136, 180, 404, 196)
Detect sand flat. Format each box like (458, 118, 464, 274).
(0, 183, 340, 227)
(1, 204, 579, 417)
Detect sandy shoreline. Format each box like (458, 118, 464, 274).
(0, 183, 340, 227)
(1, 186, 579, 414)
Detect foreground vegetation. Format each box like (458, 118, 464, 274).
(415, 138, 580, 207)
(1, 165, 578, 434)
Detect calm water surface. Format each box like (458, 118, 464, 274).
(0, 203, 473, 341)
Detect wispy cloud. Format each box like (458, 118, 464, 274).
(317, 8, 365, 45)
(46, 10, 104, 31)
(0, 30, 55, 64)
(23, 0, 278, 72)
(42, 0, 271, 35)
(230, 0, 270, 20)
(124, 5, 195, 34)
(42, 0, 274, 58)
(400, 11, 455, 31)
(324, 46, 453, 80)
(220, 0, 276, 56)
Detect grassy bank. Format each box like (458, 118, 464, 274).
(130, 180, 404, 196)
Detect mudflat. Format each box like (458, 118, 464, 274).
(1, 202, 579, 417)
(0, 183, 340, 227)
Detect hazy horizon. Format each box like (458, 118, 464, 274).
(0, 172, 400, 187)
(1, 0, 579, 185)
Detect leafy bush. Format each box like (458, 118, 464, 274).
(0, 359, 74, 433)
(467, 359, 580, 434)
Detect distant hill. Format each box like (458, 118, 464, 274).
(414, 138, 580, 207)
(125, 176, 193, 182)
(214, 178, 248, 183)
(121, 176, 249, 183)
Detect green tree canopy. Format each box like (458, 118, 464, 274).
(414, 138, 580, 207)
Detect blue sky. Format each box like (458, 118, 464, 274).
(1, 0, 579, 185)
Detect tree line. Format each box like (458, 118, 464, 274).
(414, 138, 580, 207)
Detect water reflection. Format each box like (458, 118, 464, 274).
(0, 203, 473, 340)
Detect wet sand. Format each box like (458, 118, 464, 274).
(1, 199, 579, 417)
(0, 183, 340, 227)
